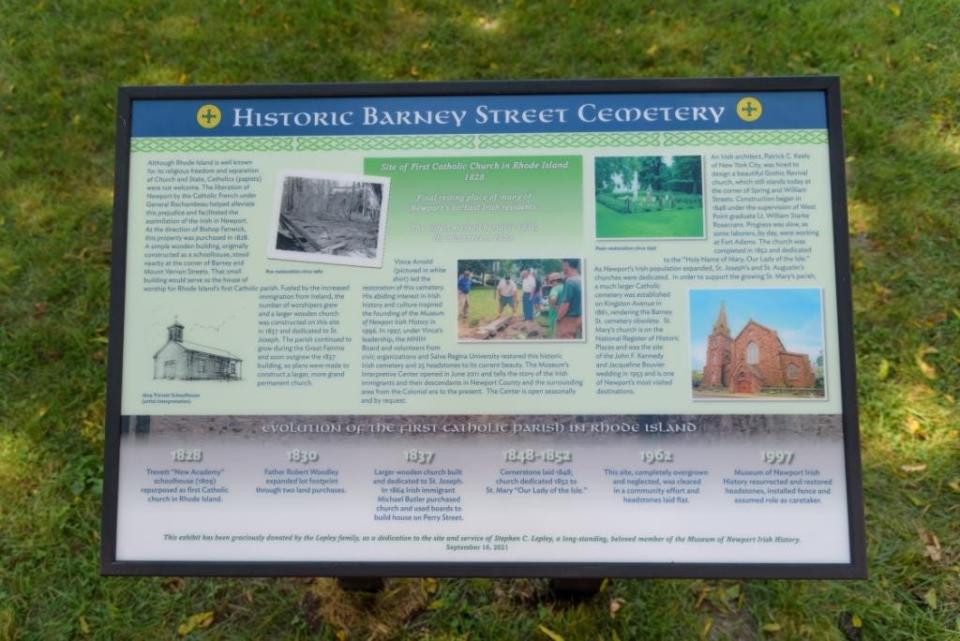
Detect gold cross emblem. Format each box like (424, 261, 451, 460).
(736, 97, 762, 122)
(196, 104, 222, 129)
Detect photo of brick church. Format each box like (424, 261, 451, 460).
(690, 289, 825, 399)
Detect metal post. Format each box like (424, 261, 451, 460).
(336, 577, 385, 592)
(548, 578, 603, 599)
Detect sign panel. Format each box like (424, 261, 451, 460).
(103, 78, 865, 577)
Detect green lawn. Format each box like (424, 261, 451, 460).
(596, 202, 704, 238)
(464, 287, 552, 338)
(464, 286, 506, 326)
(2, 1, 959, 640)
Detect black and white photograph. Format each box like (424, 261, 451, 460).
(267, 170, 390, 267)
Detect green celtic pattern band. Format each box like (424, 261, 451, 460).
(130, 129, 826, 153)
(663, 130, 827, 146)
(296, 135, 472, 151)
(476, 132, 661, 148)
(296, 133, 662, 150)
(130, 137, 295, 152)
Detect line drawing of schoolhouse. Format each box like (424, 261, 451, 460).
(152, 319, 242, 381)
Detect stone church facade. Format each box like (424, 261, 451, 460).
(701, 303, 816, 393)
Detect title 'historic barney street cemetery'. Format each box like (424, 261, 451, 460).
(595, 154, 704, 239)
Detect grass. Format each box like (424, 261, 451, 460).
(465, 286, 512, 326)
(595, 202, 704, 238)
(462, 287, 552, 338)
(1, 1, 958, 639)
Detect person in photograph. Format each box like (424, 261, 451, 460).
(555, 259, 583, 339)
(457, 269, 472, 320)
(495, 274, 518, 318)
(532, 269, 544, 315)
(546, 272, 565, 336)
(521, 269, 537, 321)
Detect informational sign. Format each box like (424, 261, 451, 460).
(103, 78, 865, 577)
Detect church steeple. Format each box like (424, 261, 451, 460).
(712, 302, 730, 336)
(168, 318, 184, 343)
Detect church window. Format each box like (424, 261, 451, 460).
(787, 363, 799, 379)
(746, 342, 759, 364)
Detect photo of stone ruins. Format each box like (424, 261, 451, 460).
(695, 302, 824, 399)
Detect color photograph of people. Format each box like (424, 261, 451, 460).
(457, 259, 584, 341)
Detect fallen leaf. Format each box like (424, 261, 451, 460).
(646, 43, 659, 56)
(915, 347, 938, 380)
(693, 582, 711, 609)
(901, 463, 927, 473)
(539, 624, 565, 641)
(162, 577, 185, 592)
(724, 583, 741, 600)
(905, 415, 926, 439)
(700, 617, 713, 640)
(948, 478, 960, 493)
(79, 615, 90, 634)
(421, 577, 439, 595)
(177, 611, 214, 636)
(923, 588, 937, 609)
(906, 493, 926, 507)
(877, 358, 890, 381)
(762, 622, 781, 632)
(921, 312, 947, 327)
(919, 529, 942, 563)
(838, 612, 862, 641)
(336, 630, 349, 641)
(609, 597, 625, 618)
(887, 3, 901, 17)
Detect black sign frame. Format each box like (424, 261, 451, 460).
(102, 76, 865, 579)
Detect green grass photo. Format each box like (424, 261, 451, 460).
(595, 154, 704, 239)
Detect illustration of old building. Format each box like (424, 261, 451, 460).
(153, 320, 242, 381)
(701, 303, 816, 393)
